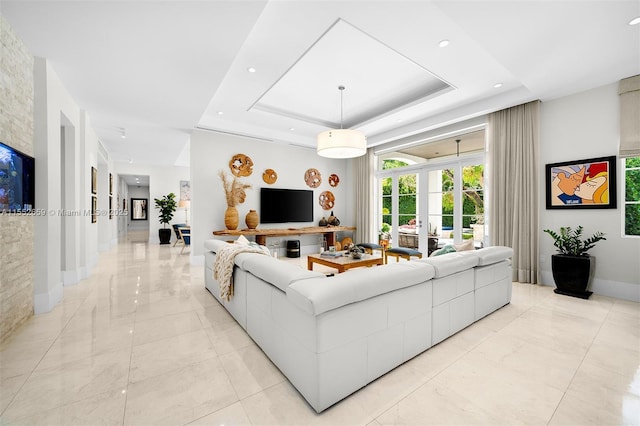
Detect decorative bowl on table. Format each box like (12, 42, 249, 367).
(350, 246, 364, 259)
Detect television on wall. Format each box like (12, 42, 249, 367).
(0, 142, 35, 213)
(260, 187, 313, 223)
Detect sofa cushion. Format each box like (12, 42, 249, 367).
(474, 246, 514, 266)
(287, 262, 435, 316)
(418, 252, 478, 278)
(454, 239, 475, 251)
(242, 255, 326, 293)
(430, 244, 456, 257)
(204, 239, 266, 269)
(204, 239, 230, 253)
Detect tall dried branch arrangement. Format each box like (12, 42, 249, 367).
(219, 170, 251, 207)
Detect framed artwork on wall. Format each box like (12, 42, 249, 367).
(180, 180, 191, 201)
(91, 167, 97, 194)
(545, 155, 617, 209)
(131, 198, 148, 220)
(91, 196, 97, 223)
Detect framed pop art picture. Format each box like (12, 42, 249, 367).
(545, 155, 617, 209)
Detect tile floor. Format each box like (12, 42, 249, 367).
(1, 232, 639, 425)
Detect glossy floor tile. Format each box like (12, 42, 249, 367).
(1, 232, 638, 425)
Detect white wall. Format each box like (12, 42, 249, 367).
(114, 162, 189, 244)
(539, 82, 640, 301)
(33, 59, 115, 313)
(190, 129, 352, 262)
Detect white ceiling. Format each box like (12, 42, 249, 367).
(3, 1, 639, 167)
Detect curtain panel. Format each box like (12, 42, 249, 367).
(488, 100, 540, 283)
(354, 148, 375, 244)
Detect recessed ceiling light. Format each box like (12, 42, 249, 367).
(494, 82, 503, 88)
(397, 119, 404, 123)
(217, 111, 223, 115)
(630, 16, 640, 25)
(289, 127, 295, 131)
(438, 39, 450, 48)
(247, 67, 256, 73)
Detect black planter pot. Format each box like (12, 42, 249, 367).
(158, 228, 172, 245)
(551, 254, 593, 299)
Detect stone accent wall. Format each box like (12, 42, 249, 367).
(0, 15, 35, 342)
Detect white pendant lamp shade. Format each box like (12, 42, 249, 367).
(317, 85, 366, 158)
(317, 128, 366, 158)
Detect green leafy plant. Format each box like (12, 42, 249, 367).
(543, 226, 606, 257)
(154, 192, 177, 228)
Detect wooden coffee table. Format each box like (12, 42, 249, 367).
(307, 252, 384, 273)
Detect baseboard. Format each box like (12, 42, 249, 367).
(191, 254, 204, 266)
(34, 281, 63, 314)
(62, 268, 80, 286)
(540, 271, 640, 302)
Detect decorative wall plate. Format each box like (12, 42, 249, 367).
(262, 168, 278, 184)
(319, 191, 335, 210)
(328, 173, 340, 187)
(304, 168, 322, 188)
(229, 153, 253, 177)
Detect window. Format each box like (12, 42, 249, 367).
(624, 156, 640, 236)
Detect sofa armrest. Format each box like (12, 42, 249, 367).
(204, 239, 230, 254)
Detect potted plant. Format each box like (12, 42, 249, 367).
(543, 225, 606, 299)
(379, 223, 391, 239)
(154, 192, 177, 244)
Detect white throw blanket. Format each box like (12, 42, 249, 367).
(214, 244, 267, 301)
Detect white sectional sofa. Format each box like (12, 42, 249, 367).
(204, 239, 513, 413)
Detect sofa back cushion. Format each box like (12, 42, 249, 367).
(242, 255, 326, 292)
(473, 246, 514, 266)
(287, 262, 435, 316)
(418, 252, 478, 278)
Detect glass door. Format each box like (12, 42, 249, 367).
(378, 170, 424, 252)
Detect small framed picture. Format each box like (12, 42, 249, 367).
(91, 196, 97, 223)
(91, 167, 97, 194)
(545, 155, 617, 209)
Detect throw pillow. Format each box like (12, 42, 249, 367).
(430, 244, 457, 257)
(454, 239, 474, 251)
(235, 234, 250, 245)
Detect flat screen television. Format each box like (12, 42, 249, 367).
(260, 187, 313, 223)
(0, 142, 35, 212)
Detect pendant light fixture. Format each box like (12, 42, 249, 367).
(317, 86, 366, 158)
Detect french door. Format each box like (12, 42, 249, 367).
(377, 153, 485, 253)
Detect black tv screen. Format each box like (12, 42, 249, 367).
(0, 142, 35, 212)
(260, 188, 313, 223)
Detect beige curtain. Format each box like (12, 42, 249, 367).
(354, 148, 375, 244)
(488, 101, 540, 283)
(619, 75, 640, 158)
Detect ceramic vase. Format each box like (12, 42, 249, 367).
(225, 206, 239, 230)
(245, 209, 259, 229)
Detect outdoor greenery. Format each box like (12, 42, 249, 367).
(543, 225, 606, 256)
(380, 160, 485, 231)
(625, 157, 640, 236)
